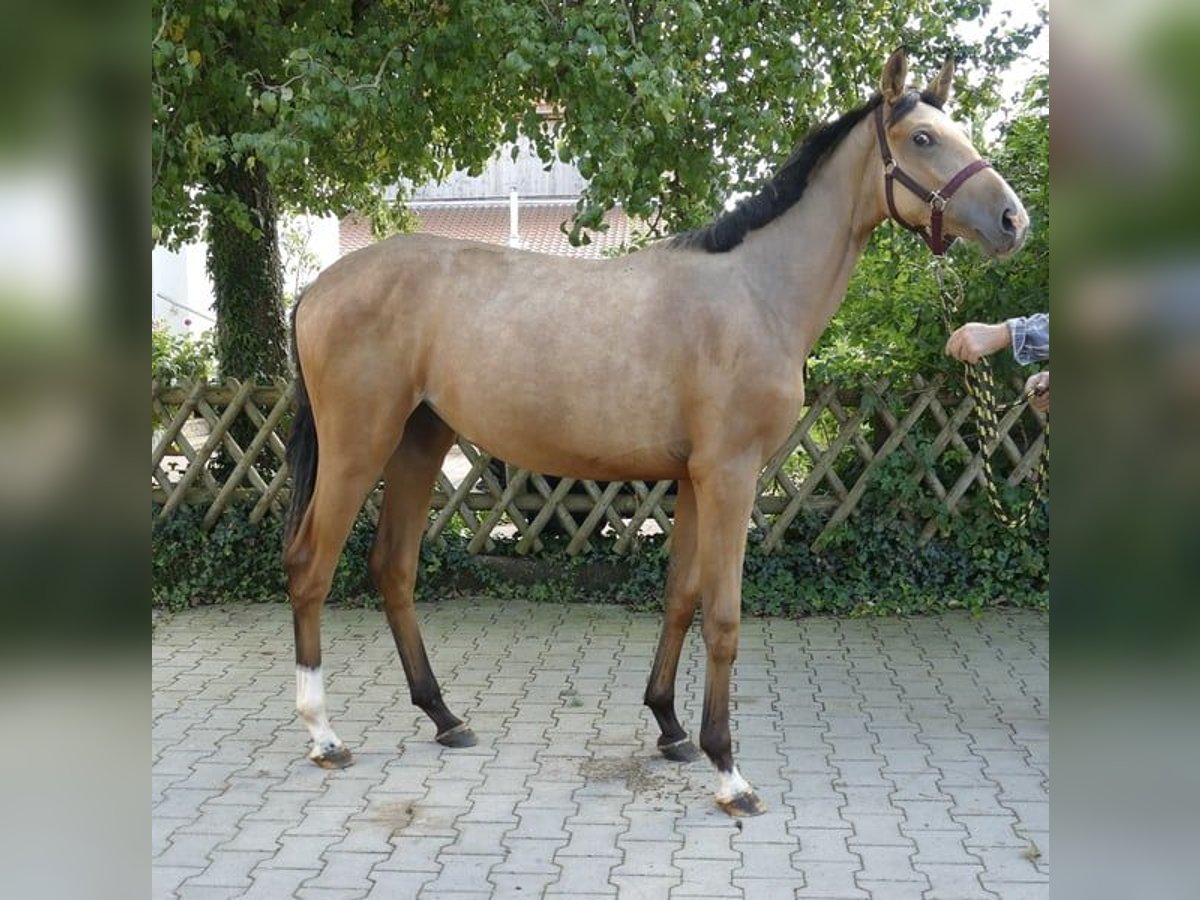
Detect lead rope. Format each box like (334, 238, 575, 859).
(931, 258, 1049, 529)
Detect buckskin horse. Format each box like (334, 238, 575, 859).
(283, 50, 1028, 816)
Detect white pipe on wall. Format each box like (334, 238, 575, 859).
(508, 187, 521, 248)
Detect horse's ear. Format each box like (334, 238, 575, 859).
(926, 57, 955, 108)
(881, 49, 908, 103)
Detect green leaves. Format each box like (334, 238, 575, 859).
(153, 0, 1043, 249)
(152, 488, 1047, 615)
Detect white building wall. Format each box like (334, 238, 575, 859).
(152, 212, 342, 336)
(152, 244, 214, 336)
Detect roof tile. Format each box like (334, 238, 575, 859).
(339, 204, 633, 259)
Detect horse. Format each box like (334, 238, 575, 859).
(282, 49, 1028, 817)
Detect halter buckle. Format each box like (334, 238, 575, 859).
(929, 191, 947, 211)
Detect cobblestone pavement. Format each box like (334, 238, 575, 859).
(153, 598, 1048, 900)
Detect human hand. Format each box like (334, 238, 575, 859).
(945, 322, 1011, 363)
(1025, 371, 1049, 413)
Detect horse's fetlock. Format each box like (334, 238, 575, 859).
(699, 729, 732, 769)
(644, 684, 674, 710)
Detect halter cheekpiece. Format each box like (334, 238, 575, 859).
(873, 103, 991, 256)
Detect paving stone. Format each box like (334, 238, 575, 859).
(674, 825, 739, 860)
(156, 832, 228, 869)
(736, 841, 801, 875)
(556, 822, 625, 858)
(260, 833, 340, 869)
(548, 854, 620, 895)
(508, 806, 574, 840)
(977, 881, 1050, 900)
(154, 601, 1048, 900)
(154, 864, 208, 898)
(175, 885, 246, 900)
(790, 861, 867, 898)
(969, 847, 1049, 884)
(612, 874, 685, 899)
(999, 800, 1050, 833)
(952, 814, 1025, 849)
(374, 835, 452, 872)
(488, 872, 560, 898)
(240, 866, 322, 899)
(442, 821, 511, 856)
(421, 854, 505, 893)
(185, 850, 276, 888)
(917, 863, 998, 899)
(363, 869, 438, 898)
(904, 829, 980, 866)
(295, 889, 369, 900)
(853, 844, 924, 882)
(670, 857, 744, 897)
(301, 851, 387, 891)
(845, 813, 911, 847)
(495, 837, 567, 875)
(791, 829, 857, 864)
(855, 880, 928, 899)
(893, 799, 959, 831)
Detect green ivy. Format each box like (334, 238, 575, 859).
(153, 491, 1047, 616)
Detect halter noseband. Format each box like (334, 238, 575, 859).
(873, 102, 991, 256)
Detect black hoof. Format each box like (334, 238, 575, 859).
(310, 745, 354, 769)
(658, 737, 702, 763)
(718, 791, 767, 817)
(436, 724, 477, 748)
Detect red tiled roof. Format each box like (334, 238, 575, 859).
(339, 204, 635, 259)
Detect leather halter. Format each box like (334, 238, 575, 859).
(873, 102, 991, 256)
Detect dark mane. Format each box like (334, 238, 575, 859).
(663, 90, 939, 254)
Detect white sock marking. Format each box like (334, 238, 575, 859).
(296, 665, 342, 757)
(715, 765, 752, 803)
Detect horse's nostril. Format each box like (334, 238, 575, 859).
(1001, 209, 1019, 235)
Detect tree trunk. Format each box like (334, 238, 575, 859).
(206, 162, 287, 380)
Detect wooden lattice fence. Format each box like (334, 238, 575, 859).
(152, 377, 1047, 551)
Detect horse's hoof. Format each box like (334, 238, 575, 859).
(718, 791, 767, 817)
(310, 745, 354, 769)
(658, 737, 702, 763)
(436, 724, 477, 748)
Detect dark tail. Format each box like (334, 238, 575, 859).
(283, 296, 318, 554)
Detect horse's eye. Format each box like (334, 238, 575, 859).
(912, 131, 932, 147)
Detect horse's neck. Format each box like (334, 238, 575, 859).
(740, 118, 885, 355)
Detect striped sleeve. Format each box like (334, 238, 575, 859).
(1006, 313, 1049, 365)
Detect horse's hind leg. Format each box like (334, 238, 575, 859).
(286, 461, 393, 768)
(370, 403, 476, 748)
(644, 479, 703, 762)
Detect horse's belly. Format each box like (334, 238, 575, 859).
(425, 389, 690, 482)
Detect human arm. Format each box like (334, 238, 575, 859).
(1006, 313, 1050, 365)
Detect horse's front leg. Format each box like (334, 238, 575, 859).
(691, 458, 766, 816)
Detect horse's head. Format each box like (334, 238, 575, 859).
(876, 49, 1029, 259)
